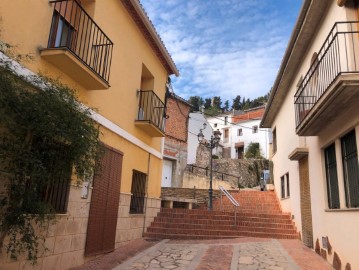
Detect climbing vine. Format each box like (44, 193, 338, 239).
(0, 57, 101, 262)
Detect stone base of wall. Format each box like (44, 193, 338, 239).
(115, 193, 161, 248)
(0, 185, 91, 270)
(0, 189, 161, 270)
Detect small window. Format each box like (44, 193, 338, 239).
(280, 173, 290, 199)
(272, 128, 277, 154)
(237, 129, 243, 136)
(341, 130, 359, 208)
(224, 116, 228, 125)
(214, 123, 217, 128)
(286, 173, 290, 197)
(252, 126, 258, 134)
(130, 170, 147, 214)
(281, 176, 285, 199)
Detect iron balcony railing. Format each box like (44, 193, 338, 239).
(295, 21, 359, 128)
(137, 90, 166, 133)
(48, 0, 113, 84)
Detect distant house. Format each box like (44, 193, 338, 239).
(261, 1, 359, 269)
(162, 93, 192, 187)
(207, 106, 271, 159)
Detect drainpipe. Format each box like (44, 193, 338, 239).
(142, 152, 151, 236)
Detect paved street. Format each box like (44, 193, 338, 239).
(101, 238, 333, 270)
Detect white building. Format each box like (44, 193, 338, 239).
(187, 112, 214, 164)
(207, 106, 271, 159)
(261, 1, 359, 269)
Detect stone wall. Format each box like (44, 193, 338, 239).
(161, 187, 224, 207)
(193, 144, 267, 188)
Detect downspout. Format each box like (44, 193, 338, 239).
(142, 152, 151, 235)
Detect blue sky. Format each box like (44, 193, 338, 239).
(140, 0, 302, 103)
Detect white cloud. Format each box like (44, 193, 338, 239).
(140, 0, 301, 103)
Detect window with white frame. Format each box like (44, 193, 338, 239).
(237, 128, 243, 136)
(252, 125, 258, 133)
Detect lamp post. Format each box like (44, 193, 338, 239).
(197, 124, 222, 211)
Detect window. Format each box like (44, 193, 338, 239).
(49, 9, 77, 50)
(37, 141, 72, 213)
(280, 173, 290, 199)
(272, 128, 277, 154)
(281, 176, 285, 199)
(224, 116, 228, 125)
(252, 125, 258, 133)
(214, 123, 217, 128)
(324, 143, 340, 209)
(130, 170, 147, 214)
(341, 130, 359, 208)
(237, 129, 243, 136)
(286, 173, 290, 197)
(223, 129, 229, 143)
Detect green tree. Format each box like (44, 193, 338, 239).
(223, 100, 230, 111)
(232, 95, 242, 110)
(204, 98, 211, 109)
(245, 142, 262, 159)
(188, 96, 203, 112)
(212, 96, 222, 109)
(0, 67, 100, 262)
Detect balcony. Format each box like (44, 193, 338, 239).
(40, 0, 113, 90)
(295, 22, 359, 136)
(135, 90, 166, 137)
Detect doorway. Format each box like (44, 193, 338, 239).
(298, 156, 314, 248)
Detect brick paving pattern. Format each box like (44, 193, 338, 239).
(74, 237, 333, 270)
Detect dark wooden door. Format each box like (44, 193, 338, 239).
(299, 156, 314, 248)
(85, 145, 123, 256)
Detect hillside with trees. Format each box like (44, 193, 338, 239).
(188, 93, 269, 114)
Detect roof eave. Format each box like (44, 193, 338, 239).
(121, 0, 179, 77)
(261, 0, 331, 128)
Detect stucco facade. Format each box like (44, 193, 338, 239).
(0, 1, 178, 269)
(261, 1, 359, 269)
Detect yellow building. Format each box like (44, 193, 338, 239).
(0, 0, 178, 269)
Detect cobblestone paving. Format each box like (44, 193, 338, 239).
(234, 241, 298, 270)
(114, 239, 303, 270)
(115, 240, 205, 270)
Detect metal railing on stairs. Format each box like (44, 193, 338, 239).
(219, 185, 239, 226)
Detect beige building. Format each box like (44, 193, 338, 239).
(0, 0, 178, 269)
(261, 1, 359, 269)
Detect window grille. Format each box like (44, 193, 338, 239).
(341, 130, 359, 208)
(129, 170, 147, 214)
(40, 142, 72, 213)
(324, 143, 340, 209)
(286, 173, 290, 198)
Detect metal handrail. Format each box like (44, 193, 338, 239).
(219, 185, 239, 226)
(48, 0, 113, 84)
(137, 90, 166, 132)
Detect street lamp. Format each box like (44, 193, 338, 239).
(197, 124, 222, 210)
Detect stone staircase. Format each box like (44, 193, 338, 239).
(144, 190, 298, 240)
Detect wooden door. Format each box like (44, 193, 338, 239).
(85, 145, 123, 256)
(299, 156, 314, 248)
